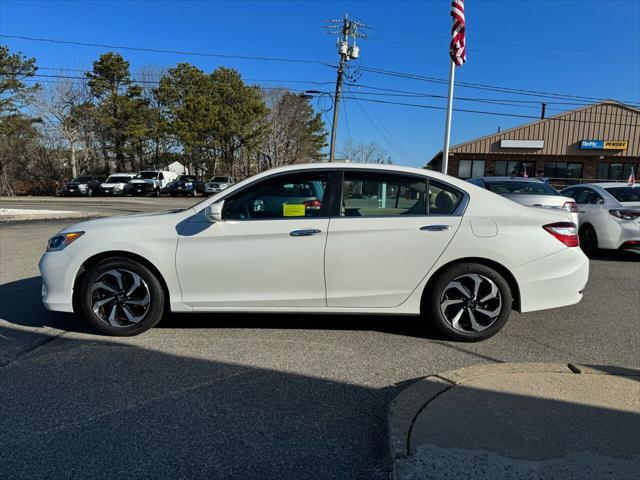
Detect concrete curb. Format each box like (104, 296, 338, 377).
(387, 362, 640, 479)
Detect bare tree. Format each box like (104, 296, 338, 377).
(341, 140, 392, 164)
(36, 77, 90, 177)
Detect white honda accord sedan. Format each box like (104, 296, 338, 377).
(39, 163, 589, 341)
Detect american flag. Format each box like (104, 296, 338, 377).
(450, 0, 467, 66)
(628, 167, 636, 184)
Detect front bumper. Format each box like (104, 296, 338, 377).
(130, 183, 156, 194)
(38, 251, 76, 312)
(513, 247, 589, 313)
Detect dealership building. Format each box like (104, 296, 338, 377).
(428, 101, 639, 187)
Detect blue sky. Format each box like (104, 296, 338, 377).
(1, 0, 639, 167)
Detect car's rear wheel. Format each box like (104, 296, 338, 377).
(426, 263, 512, 341)
(579, 224, 598, 256)
(80, 257, 165, 336)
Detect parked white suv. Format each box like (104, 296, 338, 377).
(204, 176, 236, 196)
(129, 170, 178, 196)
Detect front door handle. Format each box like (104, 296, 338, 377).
(420, 224, 451, 232)
(290, 229, 322, 237)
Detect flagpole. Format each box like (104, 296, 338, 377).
(442, 59, 456, 175)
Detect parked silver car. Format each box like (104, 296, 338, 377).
(204, 176, 236, 196)
(467, 177, 579, 225)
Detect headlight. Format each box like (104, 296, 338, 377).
(113, 184, 122, 191)
(47, 231, 84, 252)
(79, 184, 87, 191)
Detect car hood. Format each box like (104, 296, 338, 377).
(130, 178, 156, 184)
(61, 207, 196, 233)
(101, 182, 128, 188)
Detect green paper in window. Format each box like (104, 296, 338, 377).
(283, 204, 306, 217)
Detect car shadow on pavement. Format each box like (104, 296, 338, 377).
(0, 276, 447, 340)
(1, 325, 638, 480)
(589, 249, 640, 262)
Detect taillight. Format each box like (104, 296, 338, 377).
(543, 222, 579, 247)
(609, 209, 640, 221)
(562, 201, 579, 213)
(303, 200, 322, 210)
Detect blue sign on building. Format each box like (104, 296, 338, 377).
(580, 140, 604, 150)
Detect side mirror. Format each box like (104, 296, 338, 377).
(205, 201, 224, 222)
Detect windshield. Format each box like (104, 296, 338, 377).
(485, 181, 559, 196)
(136, 172, 158, 179)
(178, 175, 196, 182)
(106, 176, 131, 183)
(72, 176, 93, 183)
(212, 176, 231, 182)
(605, 187, 640, 203)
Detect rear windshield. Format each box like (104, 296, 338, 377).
(72, 176, 93, 182)
(605, 187, 640, 203)
(106, 176, 131, 183)
(485, 181, 559, 195)
(136, 172, 158, 179)
(212, 176, 231, 182)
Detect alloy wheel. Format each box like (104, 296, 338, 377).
(91, 269, 151, 327)
(439, 273, 503, 333)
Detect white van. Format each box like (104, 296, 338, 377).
(129, 170, 179, 196)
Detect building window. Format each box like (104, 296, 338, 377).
(544, 162, 583, 183)
(458, 160, 485, 179)
(494, 160, 534, 177)
(596, 163, 636, 181)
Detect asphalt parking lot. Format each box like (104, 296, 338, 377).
(1, 201, 639, 479)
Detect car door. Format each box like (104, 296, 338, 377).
(573, 187, 606, 229)
(324, 170, 464, 308)
(176, 170, 336, 308)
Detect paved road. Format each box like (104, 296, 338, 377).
(1, 214, 638, 479)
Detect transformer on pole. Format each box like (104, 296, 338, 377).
(324, 14, 368, 162)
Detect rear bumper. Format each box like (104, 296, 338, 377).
(513, 247, 589, 313)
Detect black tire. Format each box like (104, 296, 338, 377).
(153, 188, 160, 197)
(425, 262, 512, 342)
(579, 224, 598, 257)
(80, 256, 165, 336)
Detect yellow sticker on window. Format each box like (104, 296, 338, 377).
(283, 204, 306, 217)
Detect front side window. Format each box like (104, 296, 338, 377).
(574, 189, 602, 205)
(223, 172, 329, 220)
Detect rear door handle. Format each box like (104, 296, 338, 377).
(290, 229, 322, 237)
(420, 224, 451, 231)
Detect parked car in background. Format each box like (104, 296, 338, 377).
(62, 175, 105, 197)
(165, 175, 205, 197)
(467, 177, 579, 226)
(204, 176, 236, 196)
(561, 183, 640, 255)
(98, 173, 136, 196)
(129, 170, 178, 196)
(39, 163, 588, 342)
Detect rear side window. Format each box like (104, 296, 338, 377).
(574, 189, 602, 204)
(428, 180, 463, 215)
(605, 187, 640, 203)
(341, 172, 428, 217)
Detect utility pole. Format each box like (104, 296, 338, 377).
(325, 14, 367, 162)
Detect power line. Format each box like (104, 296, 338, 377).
(6, 33, 637, 105)
(358, 66, 640, 105)
(370, 26, 640, 57)
(0, 34, 332, 66)
(340, 95, 640, 128)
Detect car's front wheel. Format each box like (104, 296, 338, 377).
(426, 262, 512, 341)
(80, 257, 165, 336)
